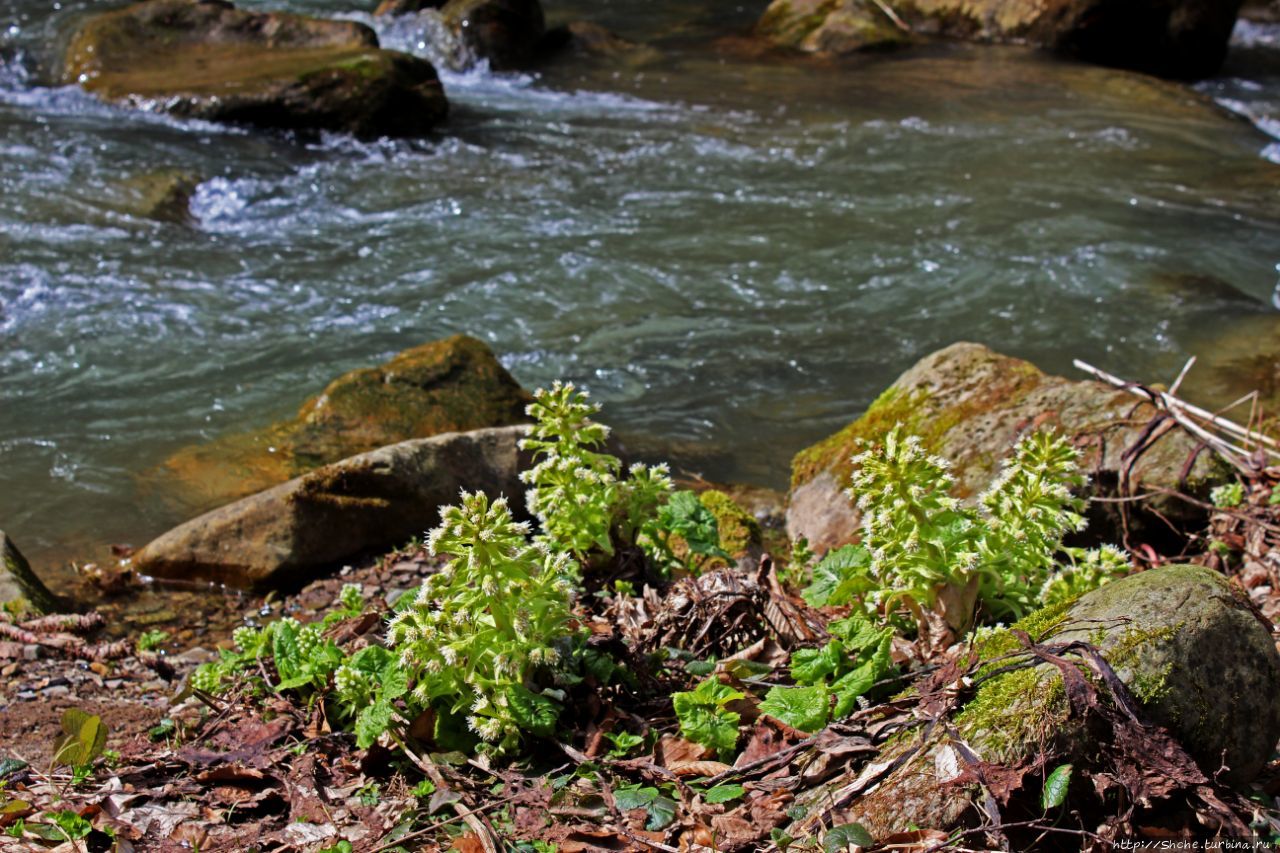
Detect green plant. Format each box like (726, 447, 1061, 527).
(672, 677, 743, 760)
(190, 583, 367, 698)
(52, 709, 106, 772)
(603, 730, 644, 758)
(136, 629, 169, 652)
(647, 490, 731, 574)
(613, 783, 678, 830)
(387, 492, 576, 752)
(519, 382, 676, 568)
(760, 612, 895, 732)
(806, 428, 1112, 635)
(1211, 481, 1245, 508)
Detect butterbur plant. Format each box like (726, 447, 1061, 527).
(519, 382, 675, 567)
(809, 427, 1112, 638)
(387, 492, 576, 752)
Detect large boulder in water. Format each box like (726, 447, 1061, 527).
(153, 334, 532, 514)
(754, 0, 1243, 79)
(135, 425, 531, 588)
(786, 343, 1228, 553)
(791, 565, 1280, 840)
(59, 0, 447, 138)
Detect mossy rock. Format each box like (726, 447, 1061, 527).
(786, 342, 1230, 552)
(700, 490, 764, 561)
(151, 335, 531, 513)
(60, 0, 447, 138)
(791, 566, 1280, 841)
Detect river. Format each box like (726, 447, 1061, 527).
(1, 0, 1278, 575)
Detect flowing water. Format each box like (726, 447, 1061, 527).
(2, 0, 1279, 578)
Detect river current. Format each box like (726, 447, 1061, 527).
(1, 0, 1279, 572)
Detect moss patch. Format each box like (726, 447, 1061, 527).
(699, 490, 762, 559)
(955, 665, 1068, 763)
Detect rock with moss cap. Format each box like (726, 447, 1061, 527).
(787, 342, 1228, 553)
(60, 0, 447, 138)
(789, 565, 1280, 840)
(152, 334, 532, 514)
(754, 0, 1241, 78)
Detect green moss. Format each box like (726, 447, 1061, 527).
(1102, 623, 1179, 705)
(699, 490, 762, 558)
(789, 355, 1042, 492)
(955, 666, 1067, 762)
(755, 0, 842, 46)
(791, 387, 940, 488)
(970, 595, 1077, 674)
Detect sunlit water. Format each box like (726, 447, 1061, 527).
(2, 0, 1279, 577)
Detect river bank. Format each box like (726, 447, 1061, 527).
(2, 0, 1280, 573)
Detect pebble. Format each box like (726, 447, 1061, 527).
(43, 685, 71, 699)
(21, 645, 41, 662)
(90, 662, 110, 676)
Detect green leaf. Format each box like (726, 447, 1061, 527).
(827, 612, 885, 655)
(271, 619, 303, 684)
(823, 822, 873, 851)
(685, 660, 717, 677)
(48, 810, 93, 841)
(614, 784, 658, 811)
(704, 784, 745, 804)
(759, 685, 830, 733)
(1041, 763, 1072, 811)
(148, 718, 176, 742)
(790, 642, 843, 686)
(673, 705, 739, 758)
(645, 795, 678, 831)
(802, 545, 871, 608)
(53, 709, 106, 767)
(0, 758, 28, 781)
(505, 684, 560, 738)
(355, 701, 394, 749)
(659, 491, 730, 559)
(830, 633, 894, 719)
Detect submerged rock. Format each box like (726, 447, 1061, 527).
(787, 342, 1228, 552)
(0, 530, 63, 615)
(106, 169, 201, 224)
(135, 425, 531, 588)
(794, 565, 1280, 840)
(154, 334, 531, 513)
(755, 0, 1242, 78)
(60, 0, 447, 138)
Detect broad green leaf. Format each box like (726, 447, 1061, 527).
(827, 612, 885, 655)
(759, 685, 830, 733)
(1041, 763, 1072, 810)
(673, 705, 739, 758)
(790, 642, 843, 686)
(802, 545, 871, 607)
(645, 795, 678, 831)
(659, 491, 730, 559)
(48, 810, 92, 842)
(53, 710, 106, 766)
(271, 620, 303, 683)
(823, 822, 873, 851)
(614, 784, 658, 811)
(831, 633, 894, 719)
(355, 701, 394, 749)
(0, 758, 27, 780)
(505, 684, 560, 737)
(704, 784, 745, 804)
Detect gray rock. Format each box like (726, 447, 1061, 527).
(134, 425, 531, 589)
